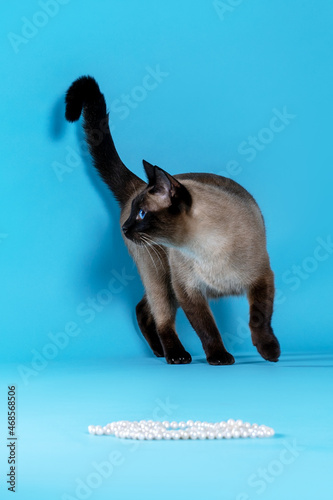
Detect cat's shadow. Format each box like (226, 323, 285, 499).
(49, 95, 67, 140)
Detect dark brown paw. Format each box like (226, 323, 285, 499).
(207, 351, 235, 365)
(256, 336, 280, 362)
(166, 350, 192, 364)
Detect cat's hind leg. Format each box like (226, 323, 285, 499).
(247, 270, 280, 362)
(136, 296, 164, 357)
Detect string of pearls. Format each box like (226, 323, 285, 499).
(88, 419, 275, 440)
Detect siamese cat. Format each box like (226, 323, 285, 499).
(65, 76, 280, 365)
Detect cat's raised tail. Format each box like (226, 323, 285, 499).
(65, 76, 143, 206)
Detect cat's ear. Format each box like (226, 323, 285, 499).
(142, 160, 156, 185)
(142, 160, 191, 208)
(142, 159, 174, 191)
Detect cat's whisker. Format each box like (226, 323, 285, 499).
(152, 242, 168, 258)
(141, 235, 165, 270)
(143, 238, 165, 271)
(141, 234, 168, 259)
(140, 234, 168, 257)
(139, 236, 158, 273)
(140, 235, 159, 261)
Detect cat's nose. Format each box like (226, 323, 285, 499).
(122, 225, 129, 235)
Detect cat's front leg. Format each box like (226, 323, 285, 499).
(134, 245, 191, 364)
(157, 323, 192, 364)
(173, 282, 234, 365)
(142, 280, 191, 364)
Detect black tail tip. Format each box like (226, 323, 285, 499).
(65, 75, 101, 122)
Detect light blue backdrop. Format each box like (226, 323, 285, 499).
(1, 3, 333, 500)
(1, 0, 332, 366)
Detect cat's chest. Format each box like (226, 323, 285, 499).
(169, 248, 244, 296)
(193, 256, 243, 295)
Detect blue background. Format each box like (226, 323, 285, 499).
(1, 1, 332, 499)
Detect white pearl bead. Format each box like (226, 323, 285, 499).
(88, 419, 275, 441)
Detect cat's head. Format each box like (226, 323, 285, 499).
(122, 160, 192, 246)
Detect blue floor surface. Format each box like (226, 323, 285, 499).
(1, 353, 333, 499)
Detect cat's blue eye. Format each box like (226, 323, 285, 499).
(138, 209, 146, 220)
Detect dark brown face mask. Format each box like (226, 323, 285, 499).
(122, 160, 192, 244)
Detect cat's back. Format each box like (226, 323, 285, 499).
(175, 171, 266, 254)
(175, 172, 257, 205)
